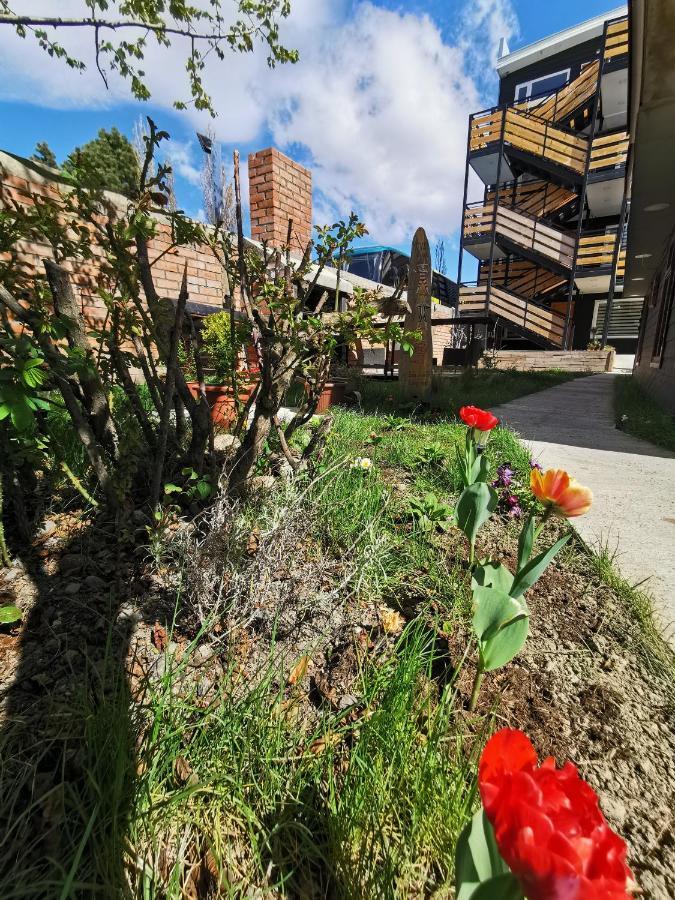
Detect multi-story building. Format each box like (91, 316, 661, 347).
(628, 0, 675, 413)
(456, 7, 640, 354)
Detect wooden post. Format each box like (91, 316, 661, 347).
(399, 227, 433, 399)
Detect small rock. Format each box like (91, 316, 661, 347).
(149, 654, 169, 679)
(39, 520, 57, 537)
(214, 432, 241, 453)
(64, 582, 81, 596)
(191, 644, 217, 667)
(196, 676, 213, 697)
(82, 574, 107, 593)
(59, 554, 83, 577)
(1, 567, 20, 583)
(338, 694, 358, 710)
(249, 475, 276, 493)
(601, 795, 627, 827)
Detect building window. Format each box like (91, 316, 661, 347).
(515, 69, 571, 102)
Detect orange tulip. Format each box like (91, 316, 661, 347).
(530, 468, 592, 518)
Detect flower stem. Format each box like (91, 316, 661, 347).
(534, 504, 553, 541)
(469, 666, 484, 711)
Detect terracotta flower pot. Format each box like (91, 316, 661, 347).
(186, 380, 257, 428)
(309, 379, 347, 413)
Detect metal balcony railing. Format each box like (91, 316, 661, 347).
(603, 16, 629, 67)
(458, 282, 566, 347)
(463, 200, 576, 270)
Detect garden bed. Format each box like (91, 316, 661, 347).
(0, 404, 673, 897)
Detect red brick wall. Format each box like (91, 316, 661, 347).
(248, 147, 312, 253)
(0, 153, 227, 331)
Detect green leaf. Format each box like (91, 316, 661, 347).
(517, 514, 535, 571)
(195, 480, 213, 500)
(510, 534, 571, 599)
(0, 605, 22, 625)
(473, 586, 529, 671)
(472, 561, 514, 594)
(454, 483, 498, 546)
(163, 483, 182, 495)
(456, 809, 521, 900)
(468, 874, 524, 900)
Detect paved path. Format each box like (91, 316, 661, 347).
(492, 374, 675, 644)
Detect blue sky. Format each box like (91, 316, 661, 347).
(0, 0, 623, 280)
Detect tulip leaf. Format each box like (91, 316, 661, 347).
(456, 809, 522, 900)
(454, 483, 498, 546)
(473, 586, 529, 672)
(510, 534, 571, 599)
(517, 513, 535, 571)
(472, 561, 514, 594)
(468, 875, 524, 900)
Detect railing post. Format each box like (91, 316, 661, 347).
(456, 112, 474, 312)
(602, 173, 630, 348)
(485, 111, 507, 346)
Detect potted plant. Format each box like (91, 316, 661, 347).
(184, 312, 256, 427)
(302, 363, 348, 413)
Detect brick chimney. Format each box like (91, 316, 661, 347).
(248, 147, 312, 254)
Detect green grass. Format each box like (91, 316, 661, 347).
(614, 375, 675, 452)
(350, 369, 581, 417)
(125, 625, 481, 898)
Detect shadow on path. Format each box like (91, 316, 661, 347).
(494, 374, 675, 459)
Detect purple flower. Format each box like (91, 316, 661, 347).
(492, 463, 514, 488)
(508, 503, 523, 519)
(529, 459, 543, 472)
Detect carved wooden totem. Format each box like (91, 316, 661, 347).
(399, 226, 433, 398)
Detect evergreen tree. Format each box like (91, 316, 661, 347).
(30, 141, 57, 168)
(64, 128, 140, 197)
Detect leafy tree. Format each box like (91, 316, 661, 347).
(64, 127, 140, 197)
(30, 141, 57, 168)
(0, 1, 298, 116)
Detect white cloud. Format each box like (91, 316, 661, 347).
(162, 141, 201, 186)
(0, 0, 519, 250)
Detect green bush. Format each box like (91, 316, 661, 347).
(200, 312, 252, 384)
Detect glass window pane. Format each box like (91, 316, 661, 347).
(531, 71, 568, 96)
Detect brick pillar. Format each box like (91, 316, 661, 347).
(248, 147, 312, 254)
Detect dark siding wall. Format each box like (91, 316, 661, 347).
(498, 37, 602, 105)
(634, 226, 675, 414)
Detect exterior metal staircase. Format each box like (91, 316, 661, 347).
(458, 13, 630, 350)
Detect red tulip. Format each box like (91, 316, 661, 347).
(459, 405, 499, 432)
(479, 729, 634, 900)
(530, 468, 593, 518)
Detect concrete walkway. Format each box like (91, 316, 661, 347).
(492, 374, 675, 644)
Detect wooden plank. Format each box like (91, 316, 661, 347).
(606, 18, 628, 36)
(592, 130, 628, 147)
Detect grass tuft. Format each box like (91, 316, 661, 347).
(613, 375, 675, 452)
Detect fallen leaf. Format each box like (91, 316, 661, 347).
(288, 654, 311, 685)
(173, 755, 198, 787)
(151, 622, 167, 652)
(309, 732, 341, 755)
(246, 528, 260, 556)
(379, 607, 405, 635)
